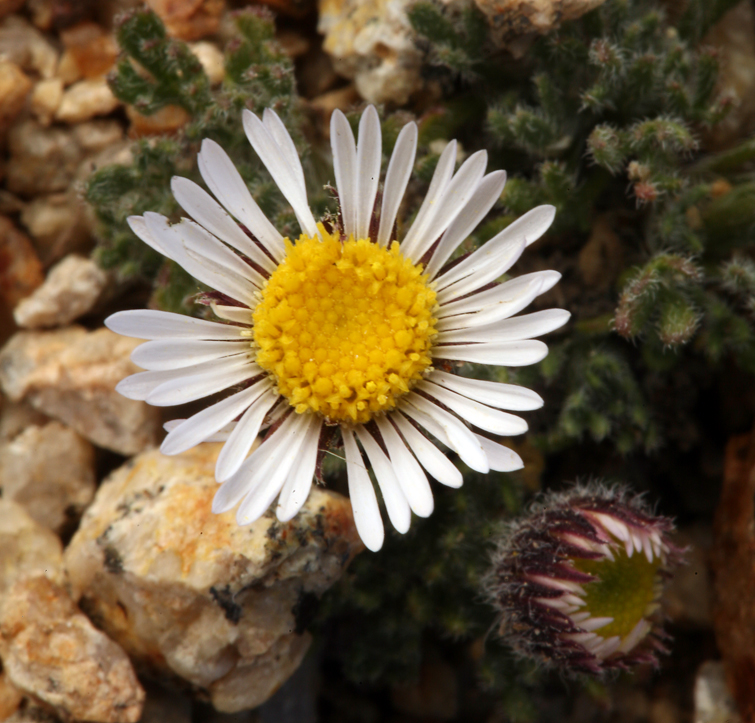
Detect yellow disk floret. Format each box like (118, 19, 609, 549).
(253, 228, 438, 424)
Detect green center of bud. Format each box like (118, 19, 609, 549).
(573, 541, 662, 640)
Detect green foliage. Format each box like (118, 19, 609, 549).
(410, 0, 755, 460)
(319, 468, 527, 685)
(86, 8, 307, 312)
(111, 9, 211, 117)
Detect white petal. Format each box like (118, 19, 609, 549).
(263, 108, 307, 198)
(171, 176, 277, 274)
(213, 409, 299, 512)
(355, 105, 381, 241)
(437, 308, 571, 343)
(432, 339, 549, 366)
(131, 339, 248, 371)
(215, 388, 279, 481)
(377, 122, 417, 247)
(580, 616, 614, 632)
(145, 355, 256, 406)
(116, 367, 195, 401)
(474, 434, 524, 472)
(402, 394, 489, 473)
(198, 139, 285, 260)
(437, 277, 543, 331)
(143, 214, 256, 304)
(592, 636, 622, 659)
(617, 618, 652, 654)
(243, 109, 318, 238)
(375, 416, 434, 517)
(425, 170, 507, 280)
(436, 204, 555, 291)
(178, 218, 265, 291)
(276, 415, 322, 522)
(403, 150, 488, 263)
(211, 304, 252, 325)
(343, 427, 384, 552)
(418, 380, 528, 436)
(438, 243, 529, 305)
(236, 415, 311, 526)
(140, 212, 191, 267)
(427, 370, 543, 412)
(106, 309, 246, 340)
(392, 412, 463, 488)
(127, 215, 173, 259)
(116, 355, 248, 400)
(355, 426, 411, 534)
(160, 379, 272, 456)
(330, 109, 358, 239)
(400, 140, 457, 256)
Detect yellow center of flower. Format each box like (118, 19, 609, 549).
(253, 228, 438, 424)
(572, 541, 662, 641)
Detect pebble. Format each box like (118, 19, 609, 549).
(0, 326, 161, 455)
(0, 16, 58, 79)
(476, 0, 606, 49)
(65, 444, 362, 713)
(55, 77, 121, 124)
(19, 193, 90, 266)
(308, 85, 360, 135)
(145, 0, 224, 41)
(127, 104, 191, 137)
(318, 0, 421, 105)
(0, 421, 96, 533)
(0, 60, 32, 135)
(0, 498, 64, 591)
(0, 216, 44, 309)
(0, 398, 48, 441)
(29, 77, 64, 126)
(189, 41, 225, 84)
(0, 575, 145, 723)
(694, 661, 742, 723)
(59, 21, 118, 80)
(6, 120, 83, 196)
(14, 255, 109, 329)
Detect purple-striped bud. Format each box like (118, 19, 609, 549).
(487, 483, 684, 675)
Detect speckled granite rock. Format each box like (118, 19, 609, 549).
(0, 326, 160, 455)
(0, 575, 145, 723)
(0, 499, 63, 592)
(0, 421, 95, 533)
(14, 256, 108, 329)
(65, 444, 362, 713)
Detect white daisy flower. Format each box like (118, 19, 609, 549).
(106, 105, 570, 552)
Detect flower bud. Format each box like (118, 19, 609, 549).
(487, 483, 683, 675)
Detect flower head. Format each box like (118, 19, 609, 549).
(487, 483, 684, 674)
(105, 105, 569, 551)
